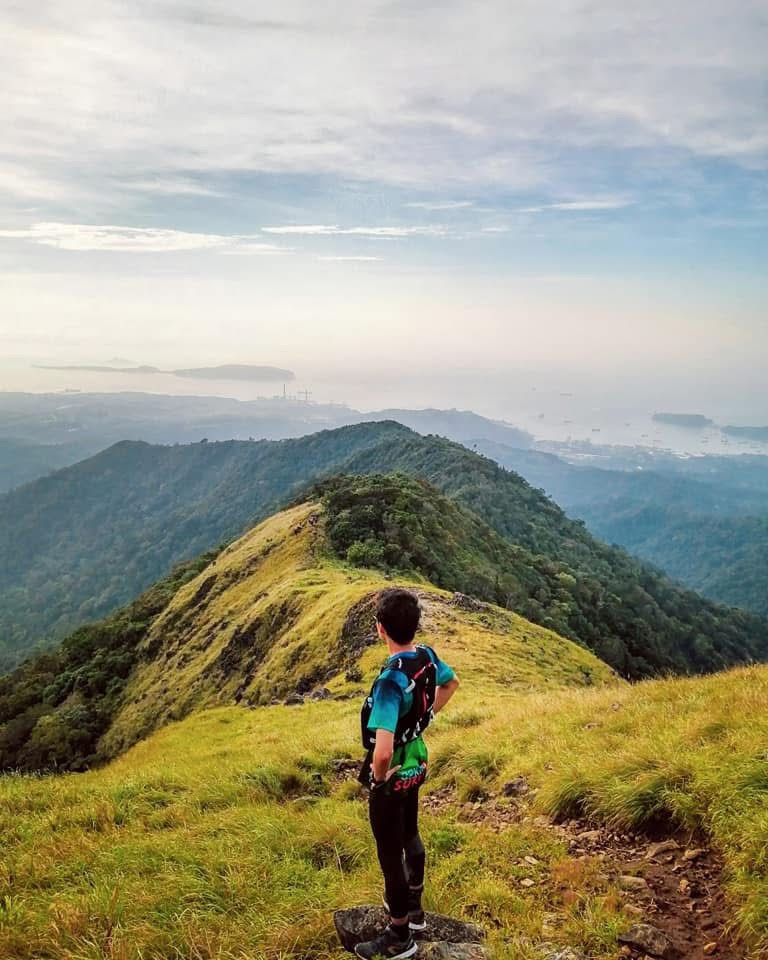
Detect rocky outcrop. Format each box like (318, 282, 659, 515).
(618, 922, 672, 958)
(333, 906, 484, 953)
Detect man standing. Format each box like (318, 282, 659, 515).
(355, 588, 460, 960)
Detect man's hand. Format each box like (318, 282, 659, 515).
(434, 675, 460, 715)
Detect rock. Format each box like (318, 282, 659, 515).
(702, 942, 718, 955)
(524, 855, 539, 866)
(646, 840, 680, 860)
(617, 923, 673, 959)
(683, 847, 706, 861)
(537, 945, 586, 960)
(618, 875, 649, 890)
(502, 776, 530, 796)
(419, 943, 490, 960)
(310, 687, 332, 700)
(451, 592, 486, 613)
(333, 907, 484, 952)
(520, 878, 535, 887)
(284, 693, 304, 705)
(678, 877, 691, 895)
(577, 829, 602, 842)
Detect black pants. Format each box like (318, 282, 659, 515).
(368, 786, 425, 920)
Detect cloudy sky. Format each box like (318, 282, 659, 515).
(1, 1, 766, 410)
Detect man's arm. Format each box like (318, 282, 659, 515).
(371, 728, 397, 782)
(434, 675, 459, 714)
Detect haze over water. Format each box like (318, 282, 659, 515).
(3, 355, 766, 457)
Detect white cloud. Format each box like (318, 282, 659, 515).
(220, 243, 291, 255)
(262, 225, 448, 237)
(317, 255, 383, 261)
(517, 199, 635, 213)
(118, 177, 226, 197)
(405, 201, 473, 210)
(0, 222, 288, 253)
(0, 1, 765, 211)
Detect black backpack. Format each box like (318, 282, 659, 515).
(358, 646, 438, 785)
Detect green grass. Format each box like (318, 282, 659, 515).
(101, 501, 615, 759)
(0, 701, 628, 960)
(429, 665, 768, 955)
(2, 502, 767, 958)
(2, 666, 768, 958)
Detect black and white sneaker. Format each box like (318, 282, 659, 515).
(354, 925, 417, 960)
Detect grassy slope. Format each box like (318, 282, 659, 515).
(103, 499, 613, 758)
(2, 667, 768, 959)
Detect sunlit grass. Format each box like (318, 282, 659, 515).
(2, 503, 767, 958)
(2, 666, 768, 958)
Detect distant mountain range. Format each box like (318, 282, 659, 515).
(2, 391, 768, 624)
(0, 392, 531, 492)
(0, 421, 765, 679)
(724, 425, 768, 443)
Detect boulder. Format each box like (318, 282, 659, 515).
(537, 946, 586, 960)
(419, 944, 490, 960)
(450, 592, 486, 613)
(502, 776, 530, 796)
(618, 874, 649, 891)
(617, 923, 672, 959)
(284, 693, 304, 705)
(646, 839, 680, 860)
(334, 906, 484, 952)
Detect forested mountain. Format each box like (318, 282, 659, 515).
(0, 421, 409, 667)
(1, 423, 766, 679)
(475, 440, 768, 615)
(587, 508, 768, 617)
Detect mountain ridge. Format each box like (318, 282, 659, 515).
(0, 488, 615, 773)
(2, 424, 766, 678)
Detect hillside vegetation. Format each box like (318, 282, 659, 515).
(1, 486, 613, 773)
(477, 440, 768, 617)
(0, 422, 408, 667)
(586, 508, 768, 618)
(2, 425, 766, 679)
(339, 438, 768, 676)
(1, 662, 767, 959)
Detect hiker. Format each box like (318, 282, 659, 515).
(354, 588, 460, 960)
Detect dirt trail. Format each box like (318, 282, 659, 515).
(421, 787, 744, 960)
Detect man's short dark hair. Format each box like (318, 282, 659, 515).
(376, 588, 421, 645)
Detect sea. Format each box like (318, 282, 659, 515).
(1, 357, 766, 458)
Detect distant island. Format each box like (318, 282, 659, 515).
(723, 425, 768, 443)
(653, 412, 714, 428)
(35, 363, 295, 382)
